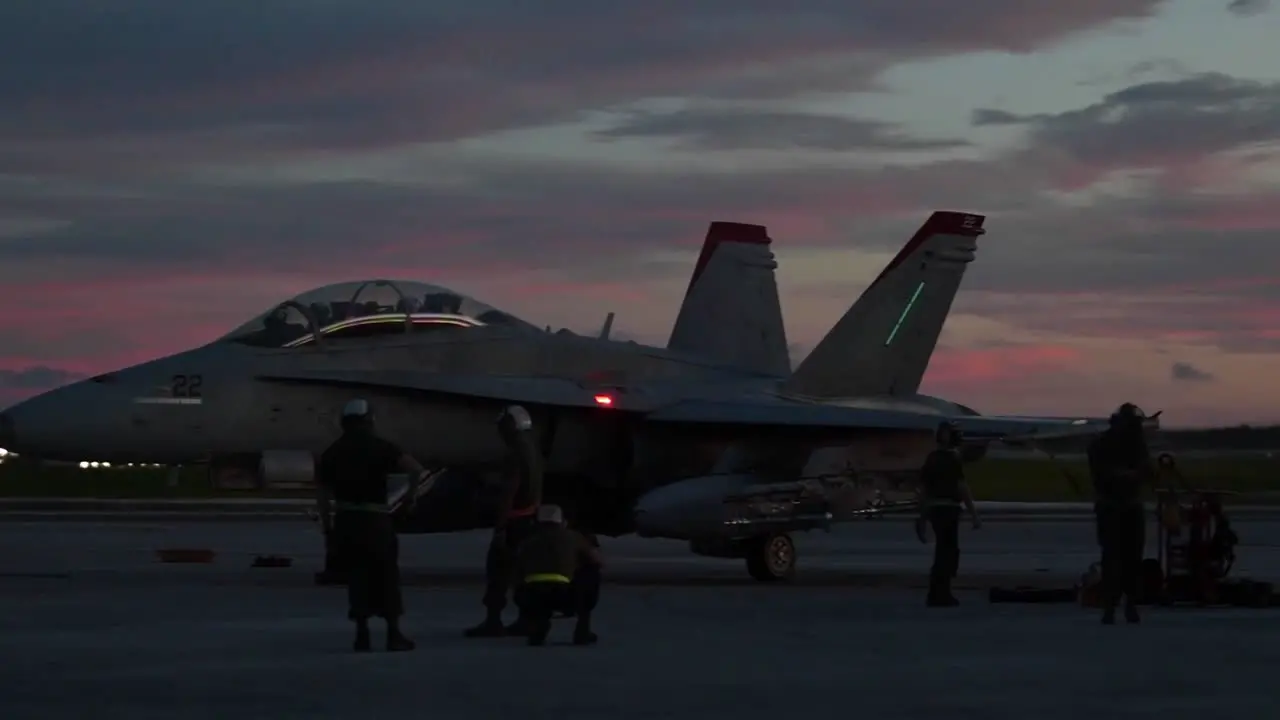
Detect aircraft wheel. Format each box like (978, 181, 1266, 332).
(745, 533, 796, 582)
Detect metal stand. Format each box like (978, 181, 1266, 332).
(1155, 486, 1236, 605)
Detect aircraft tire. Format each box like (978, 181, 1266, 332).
(745, 533, 796, 582)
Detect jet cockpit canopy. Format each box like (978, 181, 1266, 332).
(219, 279, 540, 348)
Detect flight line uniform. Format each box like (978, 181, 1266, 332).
(317, 400, 420, 652)
(1088, 403, 1153, 625)
(514, 504, 602, 646)
(465, 405, 546, 638)
(917, 421, 980, 607)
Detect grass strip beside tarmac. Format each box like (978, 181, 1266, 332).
(966, 456, 1280, 502)
(0, 456, 1276, 503)
(0, 462, 310, 499)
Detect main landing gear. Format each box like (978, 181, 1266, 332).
(691, 532, 798, 582)
(745, 533, 797, 582)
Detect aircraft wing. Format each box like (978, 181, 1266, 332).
(255, 370, 649, 410)
(257, 369, 1129, 441)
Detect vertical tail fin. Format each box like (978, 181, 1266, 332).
(598, 312, 615, 340)
(666, 222, 791, 377)
(782, 211, 985, 399)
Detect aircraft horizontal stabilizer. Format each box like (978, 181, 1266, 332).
(647, 399, 1114, 442)
(987, 413, 1160, 445)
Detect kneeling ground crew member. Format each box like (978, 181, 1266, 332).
(317, 399, 430, 652)
(917, 420, 980, 607)
(515, 503, 603, 646)
(1088, 402, 1154, 625)
(465, 405, 545, 637)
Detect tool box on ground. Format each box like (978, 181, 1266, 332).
(156, 548, 216, 564)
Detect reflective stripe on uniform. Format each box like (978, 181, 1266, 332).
(332, 499, 386, 509)
(524, 573, 571, 584)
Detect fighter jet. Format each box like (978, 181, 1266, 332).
(0, 211, 1142, 580)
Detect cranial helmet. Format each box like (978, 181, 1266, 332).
(496, 405, 533, 432)
(342, 398, 371, 418)
(1110, 402, 1145, 428)
(936, 420, 962, 446)
(536, 504, 564, 524)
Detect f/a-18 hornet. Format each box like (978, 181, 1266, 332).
(1, 211, 1152, 580)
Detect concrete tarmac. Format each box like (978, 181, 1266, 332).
(3, 519, 1280, 718)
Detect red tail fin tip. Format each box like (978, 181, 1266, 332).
(687, 221, 771, 293)
(868, 211, 985, 290)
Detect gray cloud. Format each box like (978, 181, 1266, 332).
(0, 0, 1166, 154)
(1227, 0, 1271, 16)
(1171, 362, 1214, 382)
(15, 0, 1280, 381)
(972, 72, 1280, 167)
(953, 284, 1280, 357)
(4, 139, 1280, 298)
(0, 366, 83, 390)
(594, 108, 969, 152)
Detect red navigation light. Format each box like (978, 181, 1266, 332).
(593, 394, 614, 406)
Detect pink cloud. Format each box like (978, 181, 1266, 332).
(925, 344, 1083, 386)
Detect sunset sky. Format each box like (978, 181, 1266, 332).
(2, 0, 1279, 427)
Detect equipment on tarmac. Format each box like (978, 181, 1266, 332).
(1154, 486, 1242, 605)
(156, 548, 216, 564)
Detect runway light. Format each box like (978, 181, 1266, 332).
(102, 462, 111, 468)
(90, 461, 101, 468)
(79, 461, 89, 469)
(0, 448, 8, 457)
(593, 394, 614, 406)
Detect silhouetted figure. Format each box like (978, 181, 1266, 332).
(1089, 402, 1154, 625)
(917, 421, 981, 606)
(317, 399, 430, 651)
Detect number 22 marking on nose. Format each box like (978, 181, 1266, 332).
(171, 374, 203, 398)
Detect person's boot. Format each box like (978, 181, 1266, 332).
(526, 620, 551, 647)
(1123, 600, 1141, 624)
(353, 621, 371, 653)
(504, 614, 534, 637)
(463, 611, 507, 638)
(572, 616, 598, 646)
(926, 585, 959, 607)
(386, 621, 416, 652)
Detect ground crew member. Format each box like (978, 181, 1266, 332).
(514, 503, 603, 646)
(316, 398, 431, 652)
(464, 405, 546, 637)
(916, 420, 981, 607)
(1088, 402, 1154, 625)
